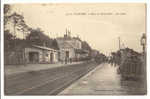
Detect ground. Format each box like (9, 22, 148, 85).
(4, 62, 146, 95)
(60, 63, 146, 95)
(5, 61, 98, 95)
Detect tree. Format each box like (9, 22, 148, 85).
(26, 28, 50, 46)
(4, 4, 12, 29)
(81, 41, 92, 51)
(17, 19, 30, 39)
(26, 28, 60, 49)
(4, 7, 31, 54)
(9, 12, 25, 38)
(4, 30, 14, 51)
(4, 4, 30, 40)
(51, 39, 59, 50)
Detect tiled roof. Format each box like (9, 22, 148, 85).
(57, 42, 74, 49)
(32, 45, 57, 52)
(56, 37, 81, 49)
(75, 49, 89, 54)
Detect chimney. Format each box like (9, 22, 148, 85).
(66, 28, 68, 36)
(68, 30, 71, 37)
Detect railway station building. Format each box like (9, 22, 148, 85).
(24, 45, 59, 64)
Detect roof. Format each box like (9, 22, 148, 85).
(75, 49, 89, 54)
(56, 37, 81, 50)
(121, 48, 141, 56)
(31, 45, 57, 52)
(57, 42, 74, 49)
(56, 38, 74, 49)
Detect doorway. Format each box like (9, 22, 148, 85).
(29, 52, 39, 63)
(65, 51, 69, 64)
(50, 52, 54, 63)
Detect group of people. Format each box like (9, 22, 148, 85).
(108, 56, 121, 67)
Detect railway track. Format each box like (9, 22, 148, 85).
(5, 61, 99, 95)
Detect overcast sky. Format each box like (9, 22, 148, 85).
(11, 3, 146, 55)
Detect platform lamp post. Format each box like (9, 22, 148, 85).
(140, 33, 146, 93)
(141, 33, 146, 54)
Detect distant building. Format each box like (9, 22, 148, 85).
(24, 45, 58, 64)
(56, 30, 88, 62)
(90, 49, 100, 58)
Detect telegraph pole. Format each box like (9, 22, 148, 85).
(118, 37, 121, 50)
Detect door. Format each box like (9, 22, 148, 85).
(66, 51, 69, 58)
(50, 53, 54, 63)
(65, 51, 69, 64)
(29, 52, 39, 63)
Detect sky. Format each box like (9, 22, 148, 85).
(10, 3, 146, 55)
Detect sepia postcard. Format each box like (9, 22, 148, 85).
(3, 3, 147, 96)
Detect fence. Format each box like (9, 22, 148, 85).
(4, 50, 24, 65)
